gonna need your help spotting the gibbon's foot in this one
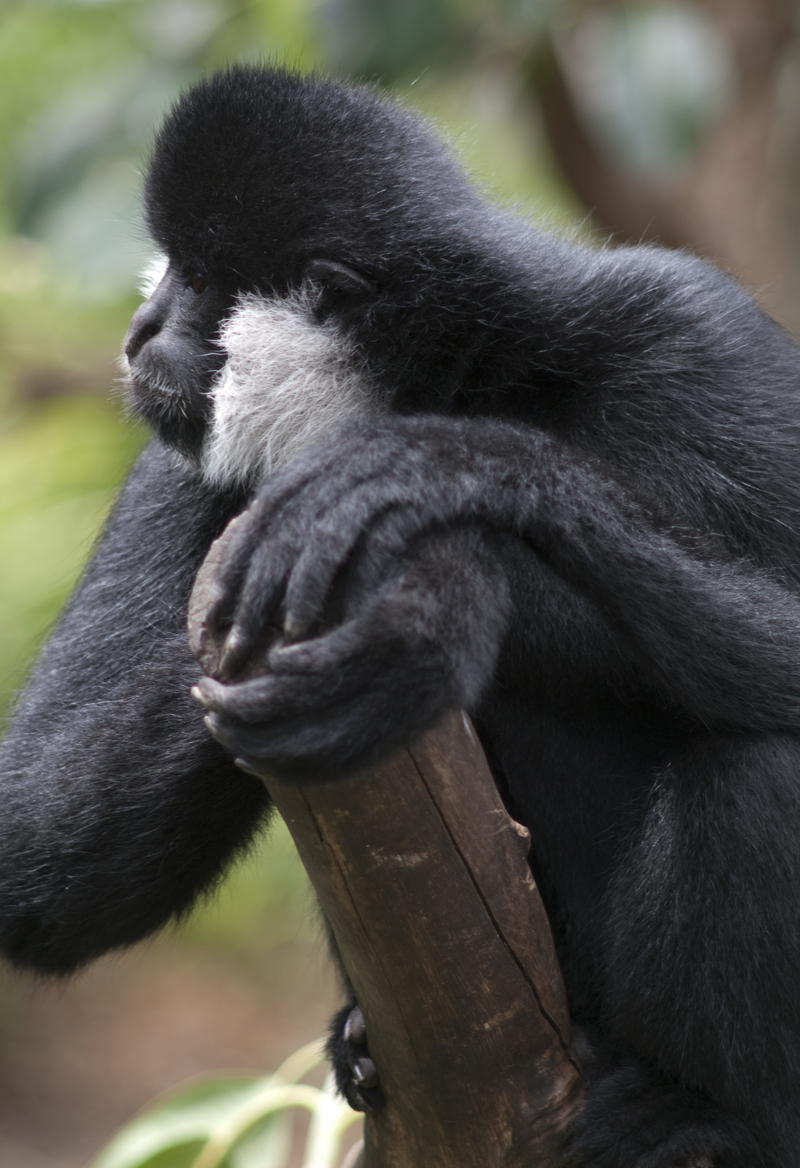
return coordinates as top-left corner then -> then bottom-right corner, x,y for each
329,1003 -> 385,1113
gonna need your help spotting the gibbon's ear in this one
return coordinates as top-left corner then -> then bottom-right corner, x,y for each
305,258 -> 377,299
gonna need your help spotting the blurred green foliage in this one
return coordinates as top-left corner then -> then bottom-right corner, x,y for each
179,814 -> 318,954
90,1040 -> 361,1168
0,395 -> 146,706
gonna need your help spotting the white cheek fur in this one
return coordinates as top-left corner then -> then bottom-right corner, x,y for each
200,287 -> 382,488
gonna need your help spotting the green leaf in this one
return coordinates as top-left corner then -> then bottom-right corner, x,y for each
91,1042 -> 331,1168
90,1077 -> 265,1168
105,1144 -> 207,1168
229,1113 -> 292,1168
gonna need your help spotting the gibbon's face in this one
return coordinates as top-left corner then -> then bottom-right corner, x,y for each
121,66 -> 480,484
122,256 -> 381,487
122,260 -> 235,458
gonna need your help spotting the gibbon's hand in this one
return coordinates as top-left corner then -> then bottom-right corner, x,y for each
192,523 -> 509,779
200,414 -> 556,679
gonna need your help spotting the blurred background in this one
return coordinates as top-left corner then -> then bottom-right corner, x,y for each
0,0 -> 798,1164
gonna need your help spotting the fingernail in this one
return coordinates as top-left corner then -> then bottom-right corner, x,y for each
282,615 -> 305,642
225,625 -> 245,654
220,631 -> 244,679
190,685 -> 207,706
344,1006 -> 367,1046
352,1058 -> 378,1089
348,1086 -> 373,1113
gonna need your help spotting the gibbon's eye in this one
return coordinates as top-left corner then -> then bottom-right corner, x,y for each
191,273 -> 207,295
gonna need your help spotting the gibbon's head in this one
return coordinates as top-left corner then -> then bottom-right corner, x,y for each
122,66 -> 482,484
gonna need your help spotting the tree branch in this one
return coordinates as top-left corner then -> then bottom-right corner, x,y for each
189,518 -> 583,1167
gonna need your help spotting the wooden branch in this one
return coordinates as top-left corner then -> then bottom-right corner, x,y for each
189,518 -> 583,1167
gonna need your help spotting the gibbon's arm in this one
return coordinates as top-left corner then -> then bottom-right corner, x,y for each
0,440 -> 268,975
200,414 -> 800,738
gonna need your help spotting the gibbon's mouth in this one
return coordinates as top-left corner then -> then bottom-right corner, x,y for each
121,352 -> 201,420
125,368 -> 185,408
118,349 -> 177,399
120,342 -> 223,416
121,363 -> 210,459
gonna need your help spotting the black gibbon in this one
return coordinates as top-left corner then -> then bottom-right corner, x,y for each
2,66 -> 800,1166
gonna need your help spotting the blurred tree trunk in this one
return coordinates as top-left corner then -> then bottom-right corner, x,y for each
533,0 -> 800,332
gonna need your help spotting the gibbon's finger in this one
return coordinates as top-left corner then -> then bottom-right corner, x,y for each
195,650 -> 409,749
193,672 -> 342,723
201,710 -> 363,775
217,625 -> 258,682
281,515 -> 375,641
280,516 -> 400,641
266,434 -> 548,644
216,474 -> 412,665
266,618 -> 394,675
205,504 -> 270,636
278,473 -> 444,635
207,607 -> 438,716
219,540 -> 295,677
199,644 -> 457,778
281,489 -> 469,639
242,414 -> 475,577
209,480 -> 323,618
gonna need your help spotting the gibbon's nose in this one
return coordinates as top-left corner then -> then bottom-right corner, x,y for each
124,300 -> 163,361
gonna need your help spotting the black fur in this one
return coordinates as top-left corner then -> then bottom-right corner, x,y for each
2,65 -> 800,1164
